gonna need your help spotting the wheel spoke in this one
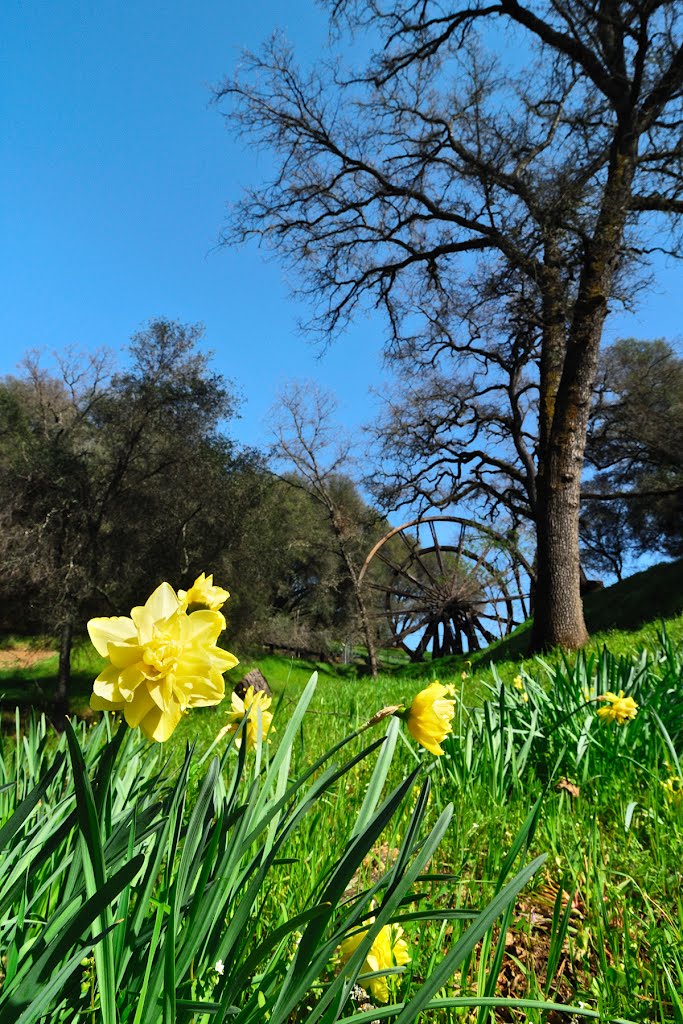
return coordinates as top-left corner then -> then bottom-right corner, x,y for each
468,544 -> 493,578
393,615 -> 435,643
477,609 -> 518,623
376,550 -> 428,591
411,545 -> 440,586
415,622 -> 435,657
473,616 -> 496,646
398,527 -> 419,559
428,520 -> 446,575
363,516 -> 533,661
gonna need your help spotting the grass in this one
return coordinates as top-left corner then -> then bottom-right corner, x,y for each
0,644 -> 97,718
1,560 -> 682,1021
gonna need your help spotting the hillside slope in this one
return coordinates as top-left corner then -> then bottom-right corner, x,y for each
582,557 -> 683,632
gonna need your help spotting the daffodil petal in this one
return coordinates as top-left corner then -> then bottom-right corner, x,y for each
118,665 -> 147,700
107,642 -> 144,669
213,648 -> 239,672
368,976 -> 390,1003
93,674 -> 123,703
130,605 -> 155,643
124,686 -> 157,728
94,663 -> 124,691
185,609 -> 226,643
182,674 -> 225,707
139,702 -> 183,743
365,953 -> 380,974
142,677 -> 168,712
145,582 -> 182,621
88,616 -> 136,657
90,693 -> 124,712
231,690 -> 246,715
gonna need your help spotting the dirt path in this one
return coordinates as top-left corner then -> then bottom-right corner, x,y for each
0,648 -> 56,669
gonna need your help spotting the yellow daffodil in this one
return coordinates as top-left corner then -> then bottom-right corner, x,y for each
338,919 -> 410,1003
403,681 -> 455,756
226,685 -> 274,750
178,572 -> 230,611
88,581 -> 238,742
513,675 -> 524,690
661,776 -> 682,807
596,689 -> 638,726
520,690 -> 529,703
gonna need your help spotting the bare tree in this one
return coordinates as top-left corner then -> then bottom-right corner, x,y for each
218,0 -> 683,649
372,334 -> 683,585
271,382 -> 381,675
369,314 -> 540,529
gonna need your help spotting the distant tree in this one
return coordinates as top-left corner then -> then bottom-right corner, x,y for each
0,348 -> 114,696
583,337 -> 683,563
196,453 -> 291,642
203,465 -> 344,650
88,320 -> 240,601
0,321 -> 241,702
372,335 -> 682,584
579,488 -> 632,580
271,383 -> 386,675
587,339 -> 683,485
219,0 -> 683,650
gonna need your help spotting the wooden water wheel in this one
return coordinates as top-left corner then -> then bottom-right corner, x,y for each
359,516 -> 534,660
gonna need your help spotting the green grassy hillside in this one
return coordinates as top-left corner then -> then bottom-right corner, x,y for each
1,558 -> 682,714
582,555 -> 683,631
2,562 -> 682,1020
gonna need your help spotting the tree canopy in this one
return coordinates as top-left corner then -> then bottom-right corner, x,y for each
0,322 -> 248,694
582,337 -> 683,574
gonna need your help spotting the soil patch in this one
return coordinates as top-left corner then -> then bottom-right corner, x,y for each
0,647 -> 56,669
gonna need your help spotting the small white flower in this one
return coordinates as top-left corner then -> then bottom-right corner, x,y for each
215,959 -> 225,976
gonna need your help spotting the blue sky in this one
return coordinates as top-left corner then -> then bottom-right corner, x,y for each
1,0 -> 385,449
1,0 -> 681,453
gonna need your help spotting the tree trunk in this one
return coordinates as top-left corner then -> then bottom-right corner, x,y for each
531,130 -> 636,650
532,241 -> 590,650
355,585 -> 379,679
531,458 -> 589,650
334,532 -> 379,678
55,618 -> 73,707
